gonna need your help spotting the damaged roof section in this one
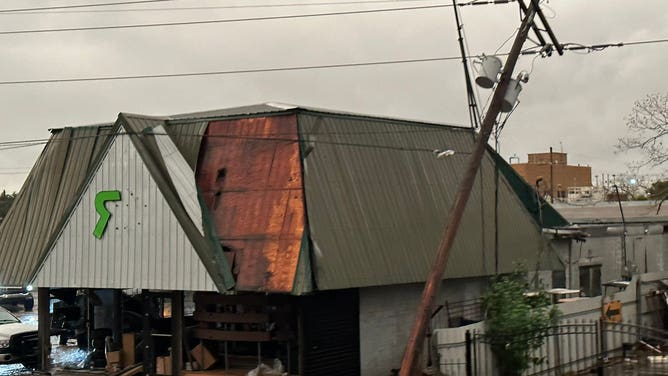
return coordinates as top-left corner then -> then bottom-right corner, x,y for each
120,114 -> 235,291
0,125 -> 115,287
0,103 -> 564,294
197,114 -> 305,294
33,114 -> 235,291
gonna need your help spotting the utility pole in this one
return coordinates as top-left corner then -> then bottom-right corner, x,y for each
614,184 -> 628,279
550,146 -> 554,203
399,3 -> 543,375
452,0 -> 481,130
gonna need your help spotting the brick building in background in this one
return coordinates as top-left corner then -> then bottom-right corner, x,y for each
511,151 -> 592,201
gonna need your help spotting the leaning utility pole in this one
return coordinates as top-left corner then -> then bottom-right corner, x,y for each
399,3 -> 543,375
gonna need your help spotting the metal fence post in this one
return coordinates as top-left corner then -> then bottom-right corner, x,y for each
465,330 -> 473,376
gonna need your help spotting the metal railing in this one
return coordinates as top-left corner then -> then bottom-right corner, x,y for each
432,298 -> 483,329
446,319 -> 668,376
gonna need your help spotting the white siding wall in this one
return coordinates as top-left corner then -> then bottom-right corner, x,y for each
32,133 -> 218,291
359,278 -> 487,376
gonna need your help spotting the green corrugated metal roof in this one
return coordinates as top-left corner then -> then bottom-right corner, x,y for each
488,148 -> 569,228
297,112 -> 557,290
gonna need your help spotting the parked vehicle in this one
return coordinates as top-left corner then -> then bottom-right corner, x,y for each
0,306 -> 39,368
0,286 -> 34,312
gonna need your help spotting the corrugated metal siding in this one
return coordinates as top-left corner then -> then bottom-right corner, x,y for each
197,115 -> 305,293
298,113 -> 547,290
0,126 -> 113,286
33,132 -> 218,291
164,121 -> 208,170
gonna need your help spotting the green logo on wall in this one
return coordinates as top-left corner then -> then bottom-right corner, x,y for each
93,190 -> 122,239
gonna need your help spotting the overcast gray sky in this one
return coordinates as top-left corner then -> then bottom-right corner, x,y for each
0,0 -> 666,192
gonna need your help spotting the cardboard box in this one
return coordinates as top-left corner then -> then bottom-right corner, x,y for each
122,333 -> 135,368
190,343 -> 216,370
106,350 -> 122,364
156,355 -> 172,375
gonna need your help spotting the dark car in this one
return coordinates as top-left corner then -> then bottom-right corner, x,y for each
0,286 -> 34,312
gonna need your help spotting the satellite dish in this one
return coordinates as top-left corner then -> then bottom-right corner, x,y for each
474,55 -> 502,89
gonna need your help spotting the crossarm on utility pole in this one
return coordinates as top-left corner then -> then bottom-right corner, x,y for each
398,4 -> 538,375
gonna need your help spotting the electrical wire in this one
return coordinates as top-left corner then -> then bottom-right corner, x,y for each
0,0 -> 177,13
520,39 -> 668,55
456,3 -> 484,125
0,35 -> 664,86
0,130 -> 476,155
0,56 -> 477,85
0,126 -> 464,147
0,0 -> 514,15
494,28 -> 519,55
527,52 -> 541,75
0,4 -> 451,35
0,0 -> 440,15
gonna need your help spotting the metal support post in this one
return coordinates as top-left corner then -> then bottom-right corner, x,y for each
464,330 -> 472,376
143,292 -> 154,376
112,289 -> 122,346
171,290 -> 184,376
38,288 -> 50,371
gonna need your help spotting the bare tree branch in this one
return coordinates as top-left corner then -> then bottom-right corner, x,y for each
616,93 -> 668,169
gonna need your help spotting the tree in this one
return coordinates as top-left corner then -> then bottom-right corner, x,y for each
482,267 -> 560,376
617,93 -> 668,168
0,191 -> 16,220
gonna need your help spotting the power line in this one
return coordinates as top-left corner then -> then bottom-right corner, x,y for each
0,130 -> 475,155
0,0 -> 439,15
1,34 -> 666,85
0,56 -> 472,85
0,0 -> 176,13
0,0 -> 514,15
0,4 -> 451,35
521,38 -> 668,55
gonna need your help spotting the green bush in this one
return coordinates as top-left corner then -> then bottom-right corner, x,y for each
482,267 -> 560,376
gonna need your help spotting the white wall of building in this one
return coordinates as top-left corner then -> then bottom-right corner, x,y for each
358,277 -> 487,376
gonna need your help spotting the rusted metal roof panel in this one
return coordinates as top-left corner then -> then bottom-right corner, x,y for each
196,114 -> 305,293
297,113 -> 548,290
0,125 -> 114,286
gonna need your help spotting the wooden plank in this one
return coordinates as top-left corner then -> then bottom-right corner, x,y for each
193,328 -> 271,342
194,292 -> 267,306
194,311 -> 268,324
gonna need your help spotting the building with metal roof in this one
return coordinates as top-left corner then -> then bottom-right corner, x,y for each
0,103 -> 569,375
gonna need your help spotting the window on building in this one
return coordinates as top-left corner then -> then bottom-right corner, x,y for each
579,265 -> 602,297
552,270 -> 566,289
